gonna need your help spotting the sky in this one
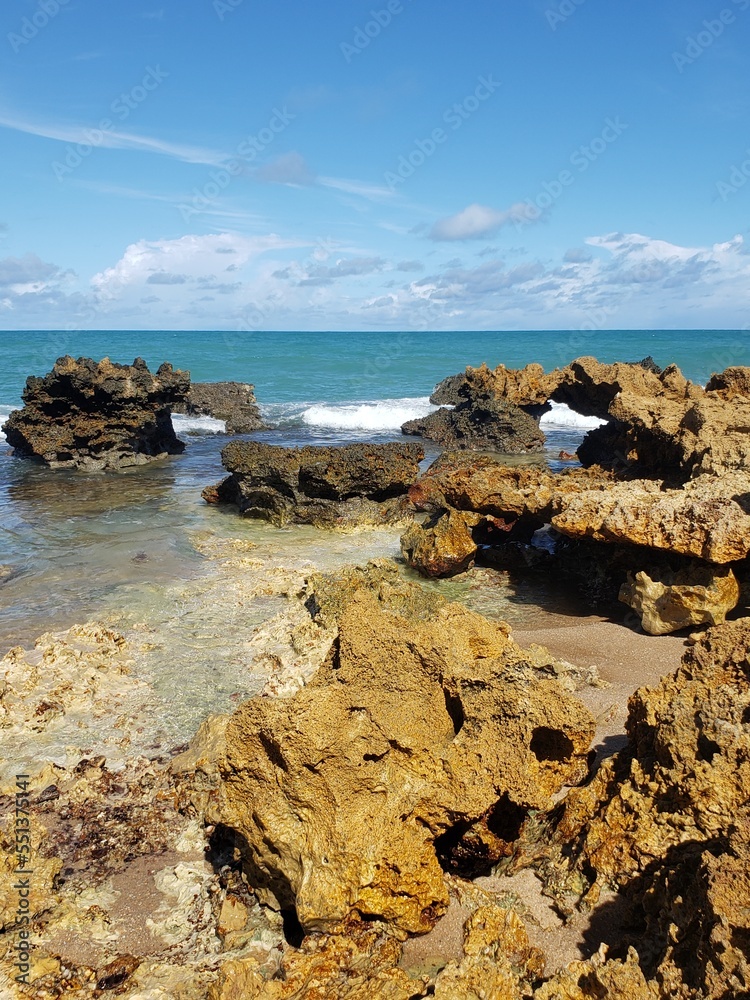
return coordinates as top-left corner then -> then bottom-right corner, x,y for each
1,0 -> 749,331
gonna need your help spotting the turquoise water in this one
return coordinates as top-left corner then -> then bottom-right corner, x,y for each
0,327 -> 747,657
1,328 -> 748,406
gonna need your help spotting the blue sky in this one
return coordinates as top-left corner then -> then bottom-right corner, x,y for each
1,0 -> 749,330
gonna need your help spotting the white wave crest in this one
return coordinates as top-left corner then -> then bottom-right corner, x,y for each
0,405 -> 17,445
540,402 -> 607,430
300,397 -> 437,432
171,414 -> 227,435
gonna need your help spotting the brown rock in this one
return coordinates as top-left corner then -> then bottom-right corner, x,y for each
400,509 -> 483,578
205,440 -> 424,527
201,595 -> 594,935
409,454 -> 614,525
619,564 -> 739,635
2,356 -> 189,470
552,478 -> 750,563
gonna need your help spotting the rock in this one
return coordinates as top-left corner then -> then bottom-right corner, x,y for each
2,356 -> 189,470
204,441 -> 424,527
429,372 -> 466,405
304,558 -> 444,626
409,454 -> 615,526
173,381 -> 264,434
619,564 -> 739,635
400,509 -> 483,578
546,619 -> 750,995
551,356 -> 669,420
402,400 -> 546,454
404,365 -> 549,453
198,594 -> 594,935
551,477 -> 750,563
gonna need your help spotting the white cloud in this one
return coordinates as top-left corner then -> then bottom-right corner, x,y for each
429,202 -> 533,241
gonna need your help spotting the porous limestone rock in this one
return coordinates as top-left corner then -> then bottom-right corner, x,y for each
2,356 -> 189,470
203,441 -> 424,527
619,564 -> 739,635
551,477 -> 750,563
408,454 -> 615,525
403,364 -> 549,453
173,381 -> 264,434
543,622 -> 750,997
551,617 -> 750,919
200,595 -> 595,935
400,509 -> 483,578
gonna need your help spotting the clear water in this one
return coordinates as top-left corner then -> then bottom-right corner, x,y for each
0,328 -> 745,764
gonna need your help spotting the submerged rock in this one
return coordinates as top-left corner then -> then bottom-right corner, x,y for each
188,594 -> 594,935
204,440 -> 424,527
2,355 -> 189,470
173,381 -> 265,434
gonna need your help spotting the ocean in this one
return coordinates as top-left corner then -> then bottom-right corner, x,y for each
0,328 -> 747,758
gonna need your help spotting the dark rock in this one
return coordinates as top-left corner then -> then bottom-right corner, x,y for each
429,372 -> 466,405
204,440 -> 424,527
173,381 -> 264,434
2,356 -> 189,471
403,400 -> 545,453
406,364 -> 549,453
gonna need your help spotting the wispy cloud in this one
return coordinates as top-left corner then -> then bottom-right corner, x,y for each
0,113 -> 228,167
318,176 -> 396,202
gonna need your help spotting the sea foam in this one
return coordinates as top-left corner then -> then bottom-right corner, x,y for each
0,405 -> 15,444
171,414 -> 227,435
540,402 -> 607,430
300,397 -> 437,432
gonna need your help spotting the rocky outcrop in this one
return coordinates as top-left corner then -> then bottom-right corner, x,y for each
551,476 -> 750,563
619,564 -> 739,635
173,381 -> 265,434
400,509 -> 483,577
203,441 -> 424,527
540,618 -> 750,997
403,364 -> 548,453
2,356 -> 189,470
191,594 -> 594,935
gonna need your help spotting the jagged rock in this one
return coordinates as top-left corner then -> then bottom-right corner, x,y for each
203,441 -> 424,527
196,595 -> 594,935
409,454 -> 615,524
2,356 -> 189,470
404,365 -> 548,453
173,381 -> 264,434
429,372 -> 466,405
534,950 -> 656,999
552,477 -> 750,563
544,619 -> 750,996
619,564 -> 739,635
400,509 -> 483,578
551,356 -> 669,420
